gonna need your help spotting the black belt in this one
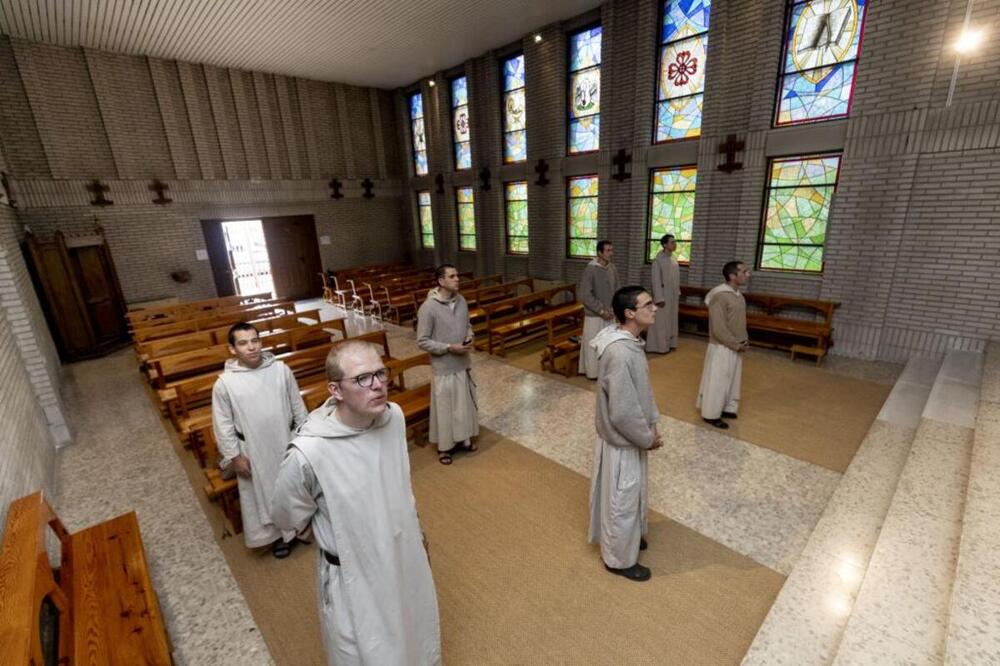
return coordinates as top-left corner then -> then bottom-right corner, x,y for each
322,550 -> 340,566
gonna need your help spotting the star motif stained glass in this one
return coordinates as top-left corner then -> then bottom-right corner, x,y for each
656,0 -> 712,142
758,154 -> 841,272
503,55 -> 527,163
568,27 -> 602,154
505,181 -> 529,254
568,176 -> 599,257
776,0 -> 868,125
648,167 -> 696,262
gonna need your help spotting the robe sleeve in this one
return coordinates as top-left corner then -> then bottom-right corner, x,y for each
285,365 -> 309,429
579,267 -> 604,315
211,379 -> 241,466
651,258 -> 665,303
672,260 -> 681,296
709,298 -> 744,351
603,361 -> 656,449
416,304 -> 450,355
271,447 -> 319,535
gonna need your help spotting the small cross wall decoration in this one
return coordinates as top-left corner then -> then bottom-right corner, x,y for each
534,159 -> 550,187
329,178 -> 344,199
717,134 -> 745,174
86,179 -> 113,206
479,167 -> 491,191
612,149 -> 632,182
361,178 -> 375,199
149,179 -> 172,205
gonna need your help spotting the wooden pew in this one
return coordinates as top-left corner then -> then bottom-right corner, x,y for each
137,308 -> 323,366
486,285 -> 579,356
126,291 -> 271,327
0,491 -> 172,665
678,285 -> 840,361
541,307 -> 585,377
132,302 -> 296,343
129,296 -> 288,330
382,271 -> 484,324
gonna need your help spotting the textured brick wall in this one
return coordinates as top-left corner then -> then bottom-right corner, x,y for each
394,0 -> 1000,361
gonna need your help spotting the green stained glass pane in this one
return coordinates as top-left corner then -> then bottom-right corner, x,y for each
652,167 -> 697,192
569,198 -> 598,235
569,238 -> 597,257
460,235 -> 476,251
506,201 -> 528,236
770,155 -> 841,187
569,176 -> 599,197
422,233 -> 435,249
456,187 -> 474,204
764,186 -> 831,244
508,236 -> 529,254
505,181 -> 528,201
458,207 -> 475,235
760,244 -> 823,271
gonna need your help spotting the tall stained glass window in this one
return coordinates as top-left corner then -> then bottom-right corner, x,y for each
417,191 -> 434,249
503,55 -> 527,163
409,93 -> 428,176
648,167 -> 696,262
456,186 -> 476,251
758,154 -> 841,272
505,181 -> 529,254
567,175 -> 599,257
656,0 -> 712,142
568,26 -> 602,154
451,76 -> 472,170
775,0 -> 868,125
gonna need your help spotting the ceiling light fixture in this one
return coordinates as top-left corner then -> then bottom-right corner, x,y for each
534,34 -> 543,43
954,27 -> 985,53
428,80 -> 436,87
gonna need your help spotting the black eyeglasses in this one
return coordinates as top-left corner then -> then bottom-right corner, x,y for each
336,367 -> 391,388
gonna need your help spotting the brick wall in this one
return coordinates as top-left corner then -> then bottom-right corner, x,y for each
394,0 -> 1000,361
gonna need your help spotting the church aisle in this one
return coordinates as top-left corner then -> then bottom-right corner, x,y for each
55,350 -> 274,666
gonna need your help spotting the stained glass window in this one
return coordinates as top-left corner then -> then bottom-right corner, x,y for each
417,190 -> 434,249
409,93 -> 428,176
775,0 -> 868,125
567,175 -> 599,258
503,54 -> 527,163
505,181 -> 529,254
568,26 -> 602,154
648,166 -> 696,263
758,154 -> 841,272
451,76 -> 472,170
455,186 -> 476,251
656,0 -> 712,142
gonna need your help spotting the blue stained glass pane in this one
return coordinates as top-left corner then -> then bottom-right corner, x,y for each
504,55 -> 525,91
655,95 -> 703,141
784,0 -> 867,74
569,116 -> 600,153
418,191 -> 431,206
409,93 -> 423,119
451,76 -> 468,107
570,27 -> 602,71
411,118 -> 426,151
776,61 -> 855,124
504,130 -> 527,163
414,151 -> 428,176
455,142 -> 471,170
663,0 -> 712,43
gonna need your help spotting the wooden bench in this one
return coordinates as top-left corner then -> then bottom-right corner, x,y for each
131,302 -> 296,343
127,292 -> 272,327
129,297 -> 289,331
0,491 -> 172,665
487,286 -> 580,356
384,273 -> 498,324
678,285 -> 840,360
540,307 -> 586,377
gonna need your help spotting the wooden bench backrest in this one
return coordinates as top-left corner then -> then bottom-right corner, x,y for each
679,285 -> 837,324
126,292 -> 271,326
130,297 -> 288,329
473,277 -> 534,306
0,492 -> 72,665
133,302 -> 294,342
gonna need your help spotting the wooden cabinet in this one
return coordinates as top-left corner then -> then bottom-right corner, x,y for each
23,227 -> 129,361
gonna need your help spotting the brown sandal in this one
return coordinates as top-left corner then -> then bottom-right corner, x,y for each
438,452 -> 453,465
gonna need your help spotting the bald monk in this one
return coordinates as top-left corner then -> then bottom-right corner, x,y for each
212,322 -> 308,557
271,341 -> 441,665
697,261 -> 751,429
589,286 -> 663,582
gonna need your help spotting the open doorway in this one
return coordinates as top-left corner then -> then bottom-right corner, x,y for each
221,219 -> 275,297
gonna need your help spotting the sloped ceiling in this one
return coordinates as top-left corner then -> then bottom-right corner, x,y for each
0,0 -> 603,88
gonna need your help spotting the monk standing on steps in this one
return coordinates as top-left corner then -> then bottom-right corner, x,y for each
578,240 -> 620,379
212,322 -> 308,558
416,264 -> 480,465
271,341 -> 442,666
588,286 -> 663,582
697,261 -> 751,429
646,233 -> 680,354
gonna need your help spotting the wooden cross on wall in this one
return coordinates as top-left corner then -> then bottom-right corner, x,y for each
329,178 -> 344,199
86,179 -> 113,206
479,167 -> 491,191
534,159 -> 550,187
612,149 -> 632,182
149,179 -> 172,204
717,134 -> 745,174
361,178 -> 375,199
434,173 -> 445,194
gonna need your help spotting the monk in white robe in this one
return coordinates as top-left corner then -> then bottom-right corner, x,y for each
578,240 -> 620,379
212,323 -> 307,555
588,286 -> 662,582
647,234 -> 680,353
697,261 -> 751,430
416,264 -> 479,465
271,341 -> 441,666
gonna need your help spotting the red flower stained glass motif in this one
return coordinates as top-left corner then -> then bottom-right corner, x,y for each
667,51 -> 698,87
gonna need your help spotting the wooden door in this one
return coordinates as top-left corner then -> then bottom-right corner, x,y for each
200,220 -> 237,297
262,216 -> 322,299
67,242 -> 128,347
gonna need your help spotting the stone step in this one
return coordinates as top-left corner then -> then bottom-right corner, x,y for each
742,355 -> 941,665
832,350 -> 982,665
